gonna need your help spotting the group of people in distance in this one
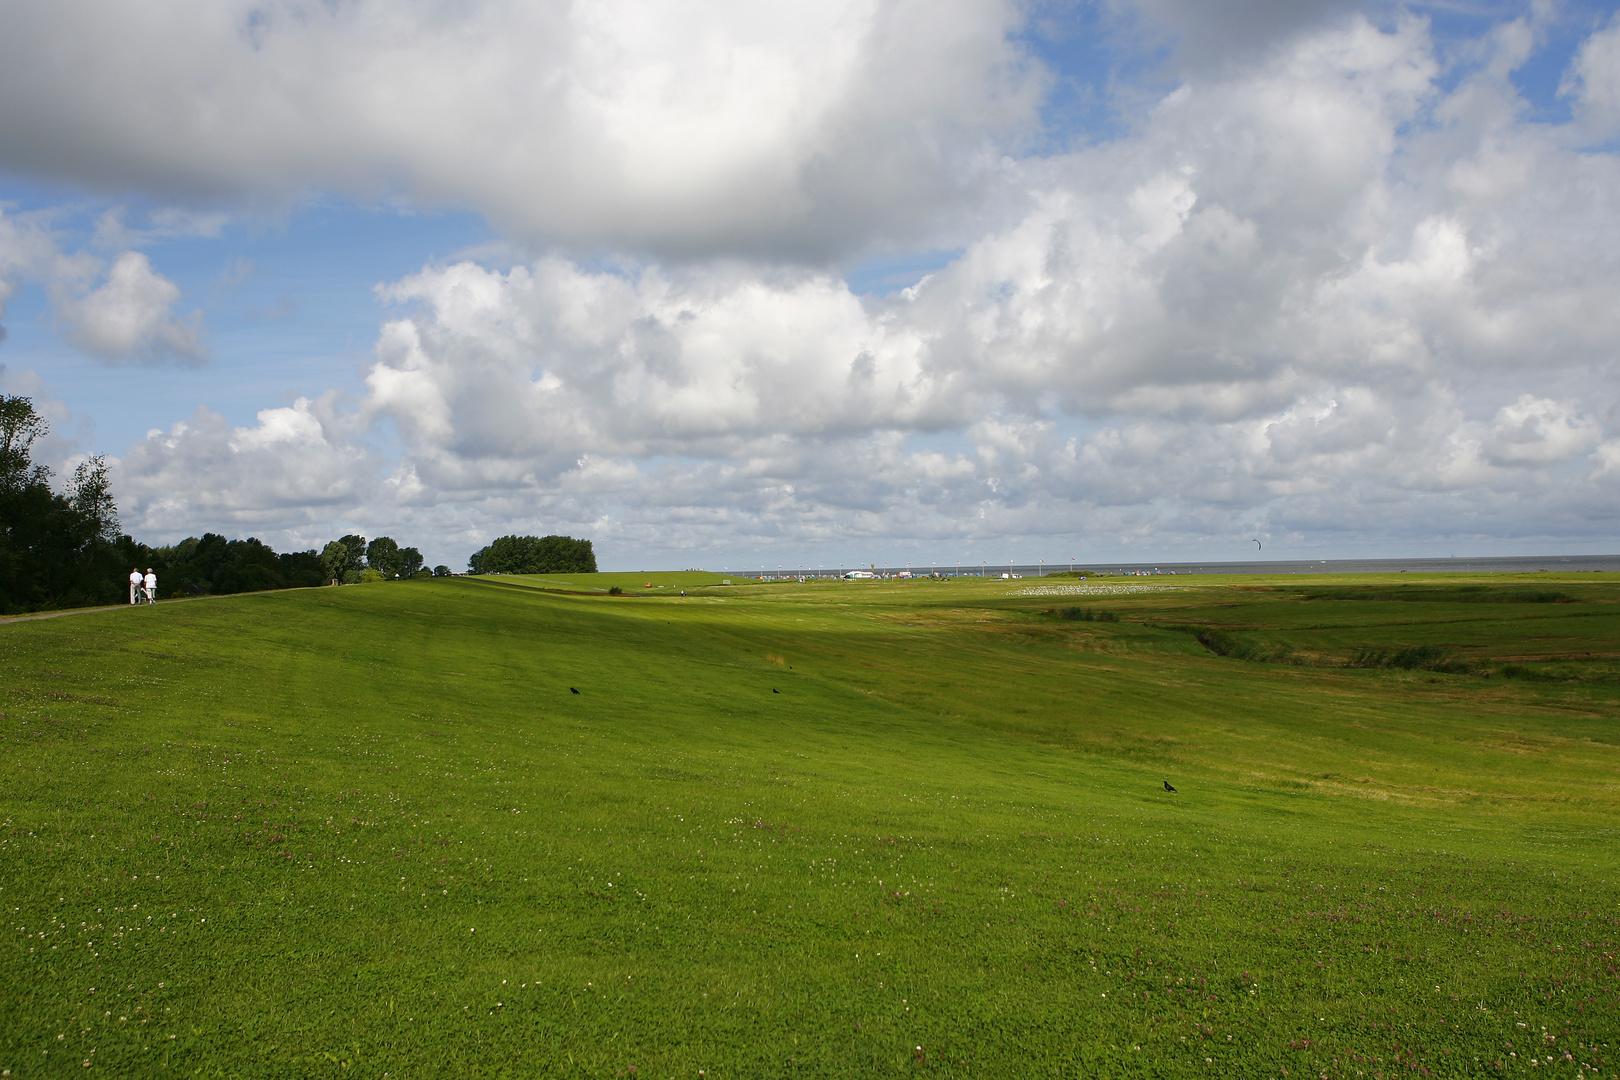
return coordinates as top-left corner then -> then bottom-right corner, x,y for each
129,567 -> 158,605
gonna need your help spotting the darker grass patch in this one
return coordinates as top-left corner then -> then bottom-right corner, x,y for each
1493,660 -> 1620,683
1303,585 -> 1575,604
1188,630 -> 1475,673
1053,606 -> 1120,622
1496,662 -> 1559,682
1348,644 -> 1474,673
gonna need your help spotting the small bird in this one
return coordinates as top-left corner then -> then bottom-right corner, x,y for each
570,687 -> 580,694
1163,780 -> 1177,793
773,688 -> 780,694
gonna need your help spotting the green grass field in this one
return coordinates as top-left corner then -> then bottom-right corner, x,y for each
1,573 -> 1617,1077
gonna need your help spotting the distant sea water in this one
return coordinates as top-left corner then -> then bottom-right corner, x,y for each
797,555 -> 1620,579
1061,554 -> 1620,577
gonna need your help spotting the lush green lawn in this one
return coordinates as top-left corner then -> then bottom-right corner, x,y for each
1,573 -> 1616,1077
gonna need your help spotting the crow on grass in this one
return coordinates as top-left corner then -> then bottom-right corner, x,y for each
1163,780 -> 1177,793
773,689 -> 780,694
570,687 -> 580,694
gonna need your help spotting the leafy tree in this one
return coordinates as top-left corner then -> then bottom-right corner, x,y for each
468,534 -> 596,574
432,564 -> 451,577
1,396 -> 135,613
336,534 -> 367,575
1,396 -> 50,490
317,535 -> 369,583
366,536 -> 402,578
398,546 -> 424,578
320,541 -> 350,582
68,456 -> 119,544
277,549 -> 326,589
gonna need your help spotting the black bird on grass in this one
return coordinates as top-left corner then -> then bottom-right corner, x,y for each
1163,780 -> 1177,793
773,688 -> 780,694
570,687 -> 580,694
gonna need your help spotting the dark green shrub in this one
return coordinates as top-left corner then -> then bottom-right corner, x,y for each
1055,607 -> 1118,622
1495,663 -> 1555,681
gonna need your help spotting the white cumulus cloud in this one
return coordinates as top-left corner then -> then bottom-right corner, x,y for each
1563,10 -> 1620,136
54,251 -> 205,363
1,208 -> 207,364
117,397 -> 370,545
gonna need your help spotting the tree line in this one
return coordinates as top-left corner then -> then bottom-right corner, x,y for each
2,395 -> 598,614
0,396 -> 449,614
467,534 -> 596,574
317,534 -> 447,585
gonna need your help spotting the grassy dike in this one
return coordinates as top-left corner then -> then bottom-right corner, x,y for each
1,573 -> 1616,1077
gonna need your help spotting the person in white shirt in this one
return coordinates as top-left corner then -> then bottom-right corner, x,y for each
143,569 -> 158,604
129,568 -> 143,605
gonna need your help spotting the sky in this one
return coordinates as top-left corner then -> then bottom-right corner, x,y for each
2,0 -> 1620,572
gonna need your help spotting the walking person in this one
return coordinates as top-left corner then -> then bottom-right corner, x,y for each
129,568 -> 143,605
143,568 -> 158,605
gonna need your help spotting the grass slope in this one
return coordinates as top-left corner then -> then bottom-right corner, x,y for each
1,574 -> 1617,1077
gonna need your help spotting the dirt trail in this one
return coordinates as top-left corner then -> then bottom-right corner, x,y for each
0,603 -> 140,624
0,591 -> 276,626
